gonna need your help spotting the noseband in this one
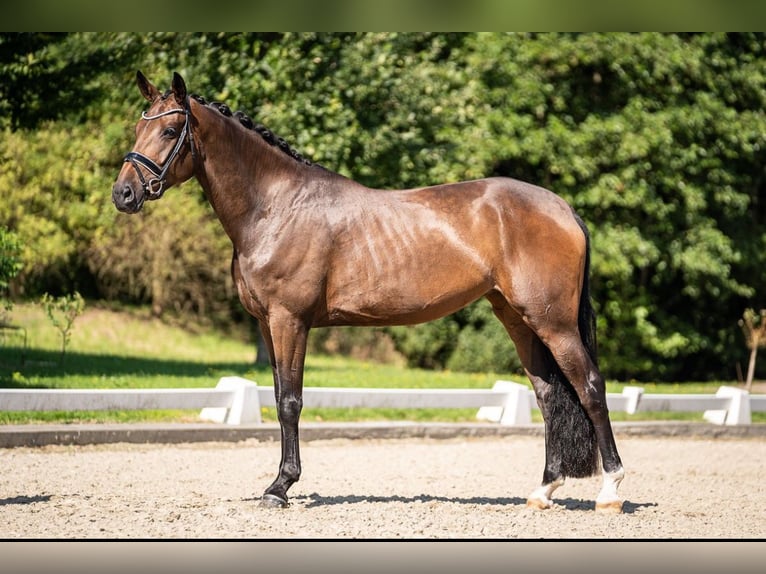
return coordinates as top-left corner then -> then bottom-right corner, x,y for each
123,104 -> 194,200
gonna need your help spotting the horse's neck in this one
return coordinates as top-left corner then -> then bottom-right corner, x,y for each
192,107 -> 309,246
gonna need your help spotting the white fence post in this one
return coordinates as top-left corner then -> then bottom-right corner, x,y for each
476,380 -> 533,425
500,381 -> 533,425
199,377 -> 261,424
703,386 -> 751,425
622,386 -> 644,414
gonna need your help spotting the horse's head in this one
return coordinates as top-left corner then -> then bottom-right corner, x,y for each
112,71 -> 196,214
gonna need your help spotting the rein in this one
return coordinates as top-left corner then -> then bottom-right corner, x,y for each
123,102 -> 195,200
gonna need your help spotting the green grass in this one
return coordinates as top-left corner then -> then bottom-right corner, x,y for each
0,301 -> 761,424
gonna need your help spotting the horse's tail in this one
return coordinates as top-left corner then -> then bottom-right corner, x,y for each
575,213 -> 599,367
541,213 -> 600,478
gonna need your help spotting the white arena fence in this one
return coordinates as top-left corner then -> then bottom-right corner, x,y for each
1,377 -> 764,426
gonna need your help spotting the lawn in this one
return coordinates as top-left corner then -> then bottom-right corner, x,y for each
0,301 -> 759,424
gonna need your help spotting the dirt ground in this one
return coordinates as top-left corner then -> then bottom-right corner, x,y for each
1,433 -> 764,539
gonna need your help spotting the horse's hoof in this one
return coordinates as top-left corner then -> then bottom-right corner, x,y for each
595,500 -> 624,514
259,493 -> 288,508
526,497 -> 552,510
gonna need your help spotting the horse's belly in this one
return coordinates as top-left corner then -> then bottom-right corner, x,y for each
321,263 -> 492,327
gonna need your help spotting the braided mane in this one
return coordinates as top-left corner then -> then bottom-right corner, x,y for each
189,94 -> 316,167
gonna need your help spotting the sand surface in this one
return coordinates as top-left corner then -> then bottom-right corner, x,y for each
1,433 -> 764,539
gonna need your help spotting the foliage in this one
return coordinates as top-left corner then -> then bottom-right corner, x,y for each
0,226 -> 23,320
0,123 -> 115,295
1,32 -> 765,381
469,32 -> 766,380
0,33 -> 139,130
445,300 -> 524,375
85,190 -> 234,322
40,291 -> 85,362
740,308 -> 766,350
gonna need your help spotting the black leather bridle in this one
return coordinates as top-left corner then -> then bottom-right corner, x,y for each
123,103 -> 194,200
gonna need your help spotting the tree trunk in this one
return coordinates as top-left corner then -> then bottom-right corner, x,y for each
745,345 -> 757,392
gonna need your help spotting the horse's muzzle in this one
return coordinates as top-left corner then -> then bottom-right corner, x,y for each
112,181 -> 144,214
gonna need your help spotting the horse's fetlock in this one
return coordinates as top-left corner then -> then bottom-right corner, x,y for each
283,462 -> 301,482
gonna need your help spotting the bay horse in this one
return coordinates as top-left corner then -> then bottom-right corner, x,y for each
112,71 -> 625,513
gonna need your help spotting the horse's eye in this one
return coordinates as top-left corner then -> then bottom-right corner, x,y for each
162,127 -> 177,138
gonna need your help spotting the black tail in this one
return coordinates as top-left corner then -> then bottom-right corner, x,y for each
541,213 -> 600,478
575,214 -> 599,367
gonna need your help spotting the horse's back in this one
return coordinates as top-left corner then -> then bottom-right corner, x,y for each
383,176 -> 579,231
390,176 -> 587,267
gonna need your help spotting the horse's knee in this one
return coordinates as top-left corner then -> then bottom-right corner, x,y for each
277,394 -> 303,424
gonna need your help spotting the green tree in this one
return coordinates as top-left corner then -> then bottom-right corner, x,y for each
1,32 -> 764,381
0,226 -> 23,322
468,32 -> 765,380
86,191 -> 233,321
0,33 -> 140,130
40,291 -> 84,363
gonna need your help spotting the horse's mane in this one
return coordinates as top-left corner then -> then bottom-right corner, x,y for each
187,93 -> 317,167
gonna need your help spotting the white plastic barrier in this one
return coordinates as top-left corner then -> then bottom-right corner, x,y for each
1,376 -> 262,425
477,382 -> 759,426
1,378 -> 762,426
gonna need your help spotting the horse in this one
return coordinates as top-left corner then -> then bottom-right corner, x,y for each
112,71 -> 625,513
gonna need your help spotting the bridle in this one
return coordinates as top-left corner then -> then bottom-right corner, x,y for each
123,101 -> 195,200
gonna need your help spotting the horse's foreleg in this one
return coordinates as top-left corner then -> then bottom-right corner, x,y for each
259,313 -> 308,508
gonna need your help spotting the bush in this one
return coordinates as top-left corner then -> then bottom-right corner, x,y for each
0,226 -> 23,321
446,308 -> 524,374
85,187 -> 234,324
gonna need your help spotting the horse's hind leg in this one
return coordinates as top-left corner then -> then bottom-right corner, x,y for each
538,328 -> 625,513
487,294 -> 572,509
542,331 -> 625,513
489,292 -> 624,512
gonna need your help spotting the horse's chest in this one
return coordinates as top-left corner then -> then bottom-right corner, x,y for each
231,253 -> 270,321
232,247 -> 325,320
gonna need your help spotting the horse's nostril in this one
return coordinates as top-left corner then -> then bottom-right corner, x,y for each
122,185 -> 134,202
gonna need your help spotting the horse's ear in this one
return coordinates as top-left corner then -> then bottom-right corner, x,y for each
172,72 -> 187,105
136,70 -> 160,102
